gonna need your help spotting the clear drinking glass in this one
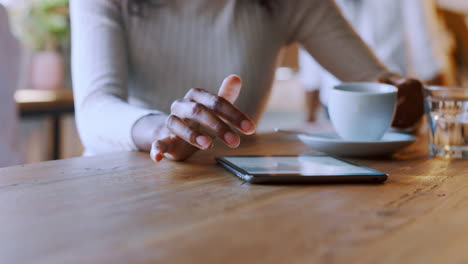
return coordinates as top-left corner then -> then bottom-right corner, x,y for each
425,86 -> 468,159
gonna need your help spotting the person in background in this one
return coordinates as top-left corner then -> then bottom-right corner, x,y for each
0,4 -> 21,167
300,0 -> 456,123
71,0 -> 424,162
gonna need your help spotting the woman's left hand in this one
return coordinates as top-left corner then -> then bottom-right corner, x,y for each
379,75 -> 425,129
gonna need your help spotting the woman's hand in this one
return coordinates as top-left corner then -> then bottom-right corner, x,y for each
151,75 -> 256,162
379,74 -> 425,129
305,90 -> 321,123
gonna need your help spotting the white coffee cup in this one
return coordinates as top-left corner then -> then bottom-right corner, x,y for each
328,82 -> 397,141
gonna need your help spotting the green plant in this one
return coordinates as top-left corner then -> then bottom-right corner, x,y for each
8,0 -> 69,51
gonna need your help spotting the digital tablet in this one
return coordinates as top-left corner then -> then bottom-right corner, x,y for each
216,155 -> 387,184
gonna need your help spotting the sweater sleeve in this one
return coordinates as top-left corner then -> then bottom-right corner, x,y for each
70,0 -> 163,155
285,0 -> 390,82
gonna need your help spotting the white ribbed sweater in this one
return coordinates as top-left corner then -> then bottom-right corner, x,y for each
71,0 -> 389,155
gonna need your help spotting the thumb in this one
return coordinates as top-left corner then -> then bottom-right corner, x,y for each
218,74 -> 242,104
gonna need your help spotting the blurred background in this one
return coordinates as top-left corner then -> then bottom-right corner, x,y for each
0,0 -> 468,166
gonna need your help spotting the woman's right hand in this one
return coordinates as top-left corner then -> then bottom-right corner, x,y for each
150,75 -> 256,162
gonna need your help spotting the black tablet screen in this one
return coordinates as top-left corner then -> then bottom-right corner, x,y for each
222,156 -> 380,176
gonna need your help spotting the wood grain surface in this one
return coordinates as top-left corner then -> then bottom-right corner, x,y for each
0,131 -> 467,264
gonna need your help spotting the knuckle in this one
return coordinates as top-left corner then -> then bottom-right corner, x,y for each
212,96 -> 226,110
165,115 -> 177,128
187,129 -> 198,143
170,99 -> 184,112
413,81 -> 423,90
188,87 -> 203,96
213,121 -> 229,134
404,79 -> 421,89
190,103 -> 205,117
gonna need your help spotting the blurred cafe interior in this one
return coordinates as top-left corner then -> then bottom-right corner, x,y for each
0,0 -> 468,166
2,0 -> 468,263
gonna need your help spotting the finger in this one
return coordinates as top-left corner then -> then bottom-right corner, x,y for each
171,99 -> 240,148
392,79 -> 424,128
151,151 -> 165,162
151,136 -> 198,162
150,136 -> 173,162
184,88 -> 256,135
166,115 -> 214,150
218,74 -> 242,104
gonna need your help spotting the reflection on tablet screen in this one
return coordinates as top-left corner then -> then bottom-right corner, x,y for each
224,156 -> 374,175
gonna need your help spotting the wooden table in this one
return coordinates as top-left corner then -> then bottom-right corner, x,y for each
15,89 -> 75,160
1,132 -> 467,264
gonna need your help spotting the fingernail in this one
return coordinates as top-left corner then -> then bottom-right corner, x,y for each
241,120 -> 255,134
226,74 -> 241,83
150,149 -> 164,163
196,135 -> 212,149
155,152 -> 164,162
224,132 -> 240,148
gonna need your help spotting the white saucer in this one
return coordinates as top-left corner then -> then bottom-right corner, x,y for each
298,132 -> 417,157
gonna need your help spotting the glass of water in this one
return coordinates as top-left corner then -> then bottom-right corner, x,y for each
425,86 -> 468,159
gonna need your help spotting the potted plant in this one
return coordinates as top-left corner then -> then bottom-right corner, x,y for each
8,0 -> 70,90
